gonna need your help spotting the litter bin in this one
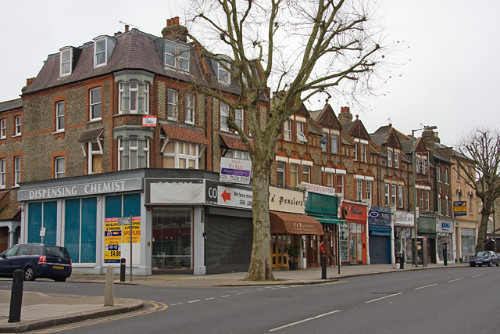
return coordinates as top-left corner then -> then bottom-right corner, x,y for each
396,253 -> 405,269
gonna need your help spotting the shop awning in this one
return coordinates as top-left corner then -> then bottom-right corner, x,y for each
307,213 -> 344,225
270,211 -> 324,235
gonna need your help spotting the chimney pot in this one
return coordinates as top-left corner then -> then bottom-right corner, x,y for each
125,24 -> 129,32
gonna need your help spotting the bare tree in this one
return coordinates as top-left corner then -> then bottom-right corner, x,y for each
187,0 -> 384,280
456,129 -> 500,252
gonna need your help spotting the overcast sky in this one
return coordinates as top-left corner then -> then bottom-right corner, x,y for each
0,1 -> 498,147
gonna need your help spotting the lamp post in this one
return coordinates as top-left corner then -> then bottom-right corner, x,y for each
412,125 -> 437,267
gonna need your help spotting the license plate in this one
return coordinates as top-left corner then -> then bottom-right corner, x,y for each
53,265 -> 64,270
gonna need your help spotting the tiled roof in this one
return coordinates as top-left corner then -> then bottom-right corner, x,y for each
0,203 -> 20,221
78,127 -> 104,142
161,122 -> 208,145
220,133 -> 252,150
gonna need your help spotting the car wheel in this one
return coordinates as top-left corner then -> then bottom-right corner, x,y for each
24,267 -> 36,281
488,262 -> 492,267
54,277 -> 66,282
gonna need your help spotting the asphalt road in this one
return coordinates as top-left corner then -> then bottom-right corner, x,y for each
1,267 -> 499,334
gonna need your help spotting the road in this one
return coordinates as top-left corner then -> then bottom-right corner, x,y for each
1,267 -> 499,334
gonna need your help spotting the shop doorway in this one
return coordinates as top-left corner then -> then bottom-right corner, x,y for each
271,234 -> 289,269
306,234 -> 320,267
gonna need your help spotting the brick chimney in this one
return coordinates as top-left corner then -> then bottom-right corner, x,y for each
422,128 -> 440,148
338,106 -> 353,124
162,16 -> 188,42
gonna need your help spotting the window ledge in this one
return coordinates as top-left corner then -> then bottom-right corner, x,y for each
88,118 -> 102,124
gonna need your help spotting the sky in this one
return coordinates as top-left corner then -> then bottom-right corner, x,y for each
0,0 -> 498,147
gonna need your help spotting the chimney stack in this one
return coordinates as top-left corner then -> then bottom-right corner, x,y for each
338,106 -> 353,124
162,16 -> 188,42
125,24 -> 129,32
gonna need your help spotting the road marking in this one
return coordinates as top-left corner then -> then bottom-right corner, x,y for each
205,297 -> 216,301
170,303 -> 183,306
221,295 -> 231,298
448,278 -> 463,283
34,300 -> 168,333
268,310 -> 341,332
472,274 -> 483,278
188,299 -> 200,303
364,292 -> 402,304
415,283 -> 438,290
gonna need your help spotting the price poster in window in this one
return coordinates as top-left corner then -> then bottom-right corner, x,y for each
104,218 -> 122,263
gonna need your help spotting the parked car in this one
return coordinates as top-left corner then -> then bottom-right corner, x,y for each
0,243 -> 72,281
469,251 -> 499,267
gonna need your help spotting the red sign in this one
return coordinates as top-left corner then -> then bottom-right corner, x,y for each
142,115 -> 157,127
340,202 -> 367,223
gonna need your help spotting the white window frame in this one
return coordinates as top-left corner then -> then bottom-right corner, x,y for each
55,101 -> 65,132
14,156 -> 21,186
218,60 -> 230,85
290,163 -> 299,188
336,174 -> 344,197
398,185 -> 404,208
356,179 -> 363,201
55,156 -> 65,178
419,189 -> 424,209
445,195 -> 449,216
119,138 -> 150,171
353,144 -> 358,161
325,172 -> 333,188
167,89 -> 179,121
162,141 -> 199,169
384,183 -> 390,205
437,194 -> 442,215
394,152 -> 399,169
331,134 -> 338,154
296,122 -> 307,143
14,116 -> 21,136
0,119 -> 6,139
361,143 -> 367,162
90,87 -> 102,121
387,151 -> 392,167
0,158 -> 5,188
185,93 -> 195,124
284,120 -> 292,141
437,166 -> 441,182
94,38 -> 107,68
164,41 -> 190,72
391,184 -> 397,205
366,180 -> 372,203
277,161 -> 285,187
235,109 -> 244,131
88,140 -> 103,175
220,102 -> 229,131
129,81 -> 138,113
444,168 -> 449,184
60,47 -> 72,77
302,165 -> 311,184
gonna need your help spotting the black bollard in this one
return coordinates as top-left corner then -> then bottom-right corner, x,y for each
9,269 -> 24,323
321,255 -> 327,279
443,243 -> 448,266
120,258 -> 126,282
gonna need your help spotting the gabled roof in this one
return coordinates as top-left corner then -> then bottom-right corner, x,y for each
309,104 -> 342,130
343,118 -> 370,141
370,125 -> 403,150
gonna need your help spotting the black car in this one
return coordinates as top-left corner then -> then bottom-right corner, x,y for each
469,251 -> 499,267
0,243 -> 72,281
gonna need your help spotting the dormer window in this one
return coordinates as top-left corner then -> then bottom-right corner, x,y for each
296,121 -> 307,143
218,60 -> 230,85
387,151 -> 392,167
164,41 -> 190,72
94,38 -> 107,67
59,47 -> 72,77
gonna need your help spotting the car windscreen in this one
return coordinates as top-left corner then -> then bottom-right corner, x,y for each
46,246 -> 71,259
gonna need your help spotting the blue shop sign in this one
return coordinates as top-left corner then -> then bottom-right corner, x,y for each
368,206 -> 392,226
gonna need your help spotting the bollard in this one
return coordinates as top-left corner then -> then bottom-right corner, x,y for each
443,243 -> 448,266
9,269 -> 24,323
104,265 -> 114,306
321,255 -> 327,279
120,258 -> 126,282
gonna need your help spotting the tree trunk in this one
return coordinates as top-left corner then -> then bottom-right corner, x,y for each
245,160 -> 275,281
476,205 -> 492,252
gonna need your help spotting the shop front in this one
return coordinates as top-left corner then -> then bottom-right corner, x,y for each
340,201 -> 368,264
269,186 -> 324,270
368,206 -> 392,264
437,217 -> 454,264
393,211 -> 414,263
303,186 -> 343,267
416,214 -> 437,264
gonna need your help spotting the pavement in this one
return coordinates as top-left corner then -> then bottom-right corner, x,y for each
0,262 -> 468,332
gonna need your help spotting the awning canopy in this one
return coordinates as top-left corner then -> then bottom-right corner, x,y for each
270,211 -> 324,235
307,213 -> 344,225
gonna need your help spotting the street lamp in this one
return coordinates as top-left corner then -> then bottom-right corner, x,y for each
412,125 -> 437,267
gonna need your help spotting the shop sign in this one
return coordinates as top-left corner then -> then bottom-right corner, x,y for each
18,178 -> 142,201
219,157 -> 252,184
301,182 -> 335,196
205,180 -> 252,209
437,218 -> 453,233
340,202 -> 367,223
394,211 -> 414,227
453,201 -> 466,216
150,181 -> 205,204
269,186 -> 304,214
368,206 -> 392,226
